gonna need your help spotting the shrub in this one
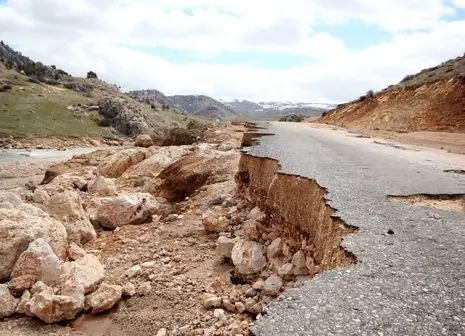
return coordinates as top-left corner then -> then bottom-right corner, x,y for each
87,71 -> 98,79
401,74 -> 415,83
366,89 -> 375,98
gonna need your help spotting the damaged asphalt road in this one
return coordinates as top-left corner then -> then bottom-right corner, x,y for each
247,122 -> 465,336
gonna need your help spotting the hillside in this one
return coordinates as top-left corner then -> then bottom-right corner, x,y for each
223,99 -> 334,120
168,95 -> 238,120
129,90 -> 238,120
0,42 -> 192,140
320,54 -> 465,132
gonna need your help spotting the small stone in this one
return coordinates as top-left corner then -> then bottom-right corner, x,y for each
206,279 -> 222,294
8,274 -> 36,297
85,283 -> 122,314
137,282 -> 152,296
0,284 -> 18,318
31,281 -> 54,295
278,263 -> 294,279
135,134 -> 153,148
263,275 -> 283,297
235,302 -> 246,313
156,328 -> 167,336
72,178 -> 88,191
88,176 -> 117,196
267,238 -> 283,259
214,308 -> 226,321
249,207 -> 266,222
244,298 -> 257,313
248,302 -> 263,315
32,188 -> 50,204
222,299 -> 235,312
306,256 -> 318,276
122,283 -> 136,297
202,213 -> 229,233
245,288 -> 257,298
292,250 -> 309,276
252,279 -> 265,291
244,219 -> 260,241
282,243 -> 291,257
16,290 -> 31,315
67,243 -> 87,261
125,265 -> 142,278
202,293 -> 222,309
216,236 -> 235,259
141,261 -> 156,268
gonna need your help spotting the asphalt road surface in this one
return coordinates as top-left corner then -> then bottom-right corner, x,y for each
246,122 -> 465,336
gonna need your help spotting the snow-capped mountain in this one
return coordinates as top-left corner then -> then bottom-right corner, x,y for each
221,99 -> 336,120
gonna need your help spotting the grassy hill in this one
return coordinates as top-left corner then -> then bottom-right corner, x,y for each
0,43 -> 198,140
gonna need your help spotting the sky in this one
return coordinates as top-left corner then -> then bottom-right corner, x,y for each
1,0 -> 465,103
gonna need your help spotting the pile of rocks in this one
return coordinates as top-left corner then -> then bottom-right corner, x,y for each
0,192 -> 136,322
0,147 -> 165,323
203,202 -> 317,318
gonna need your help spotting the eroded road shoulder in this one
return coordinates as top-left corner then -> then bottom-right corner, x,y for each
245,122 -> 465,336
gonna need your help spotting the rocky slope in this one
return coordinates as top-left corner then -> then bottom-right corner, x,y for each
321,54 -> 465,132
0,42 -> 193,141
130,90 -> 239,120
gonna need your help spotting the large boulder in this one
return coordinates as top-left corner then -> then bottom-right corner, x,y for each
96,193 -> 159,230
98,99 -> 152,138
0,284 -> 18,318
0,204 -> 68,282
123,146 -> 190,178
27,291 -> 83,323
88,176 -> 117,196
0,191 -> 22,207
231,239 -> 267,275
84,282 -> 122,314
98,149 -> 146,178
44,190 -> 96,244
10,239 -> 64,287
134,134 -> 153,148
61,254 -> 105,294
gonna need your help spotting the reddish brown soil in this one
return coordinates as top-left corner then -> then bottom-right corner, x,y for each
320,77 -> 465,133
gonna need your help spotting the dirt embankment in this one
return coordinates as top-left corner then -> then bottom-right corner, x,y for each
236,154 -> 357,276
321,77 -> 465,133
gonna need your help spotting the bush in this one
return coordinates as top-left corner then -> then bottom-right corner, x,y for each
87,71 -> 98,79
0,84 -> 12,92
401,74 -> 415,83
366,89 -> 375,98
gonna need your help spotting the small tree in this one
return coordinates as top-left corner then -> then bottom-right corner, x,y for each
86,71 -> 98,79
366,89 -> 375,98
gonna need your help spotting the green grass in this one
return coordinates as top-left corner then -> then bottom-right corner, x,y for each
0,65 -> 116,137
0,85 -> 115,137
0,65 -> 211,138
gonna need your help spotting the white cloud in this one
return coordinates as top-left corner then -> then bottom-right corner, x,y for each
0,0 -> 464,102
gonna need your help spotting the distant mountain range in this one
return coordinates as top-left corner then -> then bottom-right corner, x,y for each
221,99 -> 336,120
129,90 -> 238,120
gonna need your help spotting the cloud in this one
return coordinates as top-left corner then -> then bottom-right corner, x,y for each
0,0 -> 464,102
